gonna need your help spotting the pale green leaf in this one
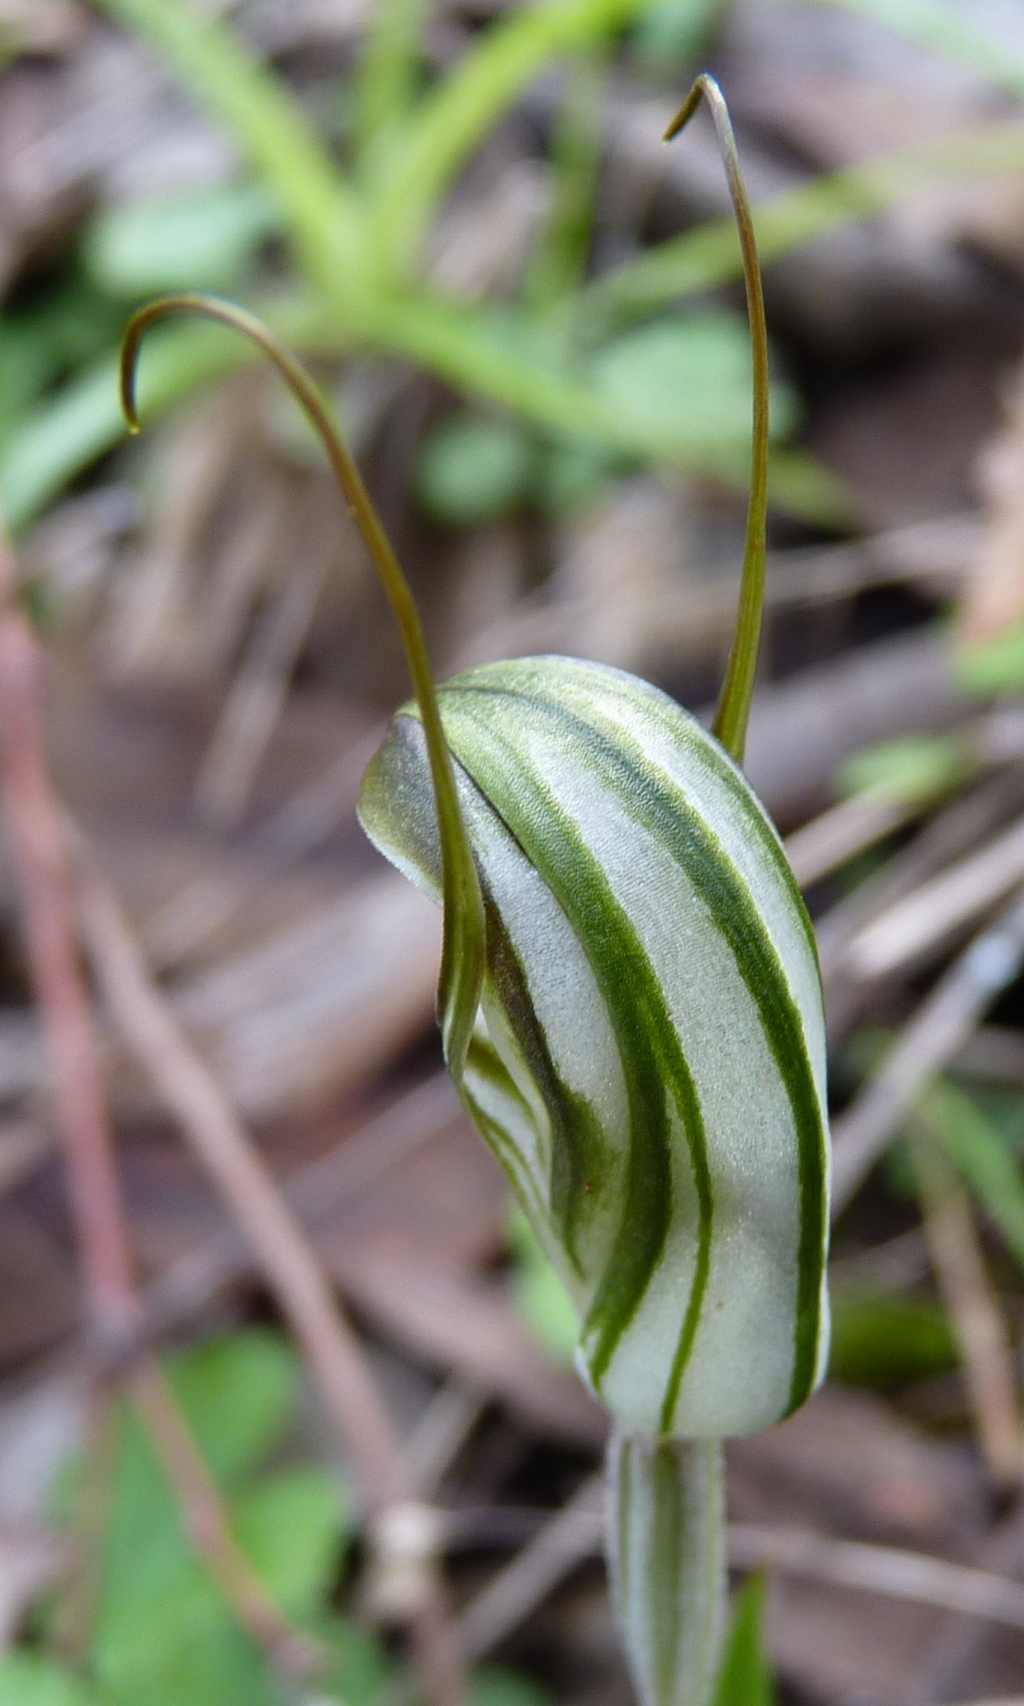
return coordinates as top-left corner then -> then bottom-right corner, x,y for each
370,0 -> 660,273
233,1468 -> 352,1618
588,313 -> 797,455
921,1079 -> 1024,1273
713,1577 -> 774,1706
167,1329 -> 298,1484
580,124 -> 1024,327
471,1668 -> 557,1706
94,0 -> 367,305
836,735 -> 972,806
92,1331 -> 302,1705
0,292 -> 330,536
417,416 -> 535,523
954,616 -> 1024,697
0,1658 -> 98,1706
85,183 -> 277,298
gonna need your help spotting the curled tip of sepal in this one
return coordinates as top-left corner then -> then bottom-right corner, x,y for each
359,654 -> 831,1441
607,1431 -> 726,1706
117,292 -> 486,1079
662,74 -> 769,768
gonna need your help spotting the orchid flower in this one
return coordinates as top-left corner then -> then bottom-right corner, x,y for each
120,76 -> 830,1706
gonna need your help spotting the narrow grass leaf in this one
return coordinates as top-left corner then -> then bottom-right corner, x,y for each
713,1576 -> 775,1706
920,1078 -> 1024,1273
95,0 -> 367,303
816,0 -> 1024,101
580,124 -> 1024,326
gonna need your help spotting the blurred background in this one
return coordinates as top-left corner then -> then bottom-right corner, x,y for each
7,1 -> 1024,1703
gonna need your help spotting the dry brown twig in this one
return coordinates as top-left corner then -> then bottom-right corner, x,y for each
831,890 -> 1024,1212
0,515 -> 326,1681
846,814 -> 1024,982
960,363 -> 1024,650
784,703 -> 1024,894
911,1136 -> 1023,1489
140,1071 -> 462,1347
455,1477 -> 1024,1661
69,804 -> 466,1704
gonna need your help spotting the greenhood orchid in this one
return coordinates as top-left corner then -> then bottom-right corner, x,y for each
120,74 -> 830,1706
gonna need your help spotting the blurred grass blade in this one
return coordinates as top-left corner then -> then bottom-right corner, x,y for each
1,289 -> 849,535
370,0 -> 655,276
524,45 -> 609,312
919,1079 -> 1024,1273
0,1657 -> 98,1706
95,0 -> 368,305
818,0 -> 1024,101
580,123 -> 1024,327
371,293 -> 851,521
0,295 -> 330,536
713,1576 -> 775,1706
353,0 -> 432,170
0,324 -> 244,536
84,183 -> 279,299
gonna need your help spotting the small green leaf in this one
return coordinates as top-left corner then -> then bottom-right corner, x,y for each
588,314 -> 797,456
0,1657 -> 98,1706
233,1467 -> 353,1619
91,1331 -> 304,1706
631,0 -> 723,76
507,1203 -> 580,1364
954,618 -> 1024,697
828,1290 -> 957,1391
84,183 -> 277,298
713,1576 -> 774,1706
920,1079 -> 1024,1273
471,1667 -> 557,1706
417,415 -> 535,523
836,734 -> 972,806
536,439 -> 614,512
316,1619 -> 393,1705
167,1329 -> 299,1484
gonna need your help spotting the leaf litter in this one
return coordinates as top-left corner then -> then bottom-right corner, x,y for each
8,1 -> 1024,1703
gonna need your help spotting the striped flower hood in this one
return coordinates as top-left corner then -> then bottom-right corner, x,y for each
359,654 -> 830,1439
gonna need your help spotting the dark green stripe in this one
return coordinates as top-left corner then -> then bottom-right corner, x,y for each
561,706 -> 826,1414
614,1437 -> 632,1611
445,681 -> 827,1419
436,705 -> 714,1406
568,663 -> 820,970
482,892 -> 611,1274
462,1033 -> 550,1232
649,1443 -> 685,1703
465,658 -> 820,969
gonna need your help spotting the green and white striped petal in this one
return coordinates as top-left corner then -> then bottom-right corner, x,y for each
359,654 -> 830,1439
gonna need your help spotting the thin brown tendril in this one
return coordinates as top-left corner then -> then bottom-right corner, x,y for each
665,76 -> 768,769
120,295 -> 484,1071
